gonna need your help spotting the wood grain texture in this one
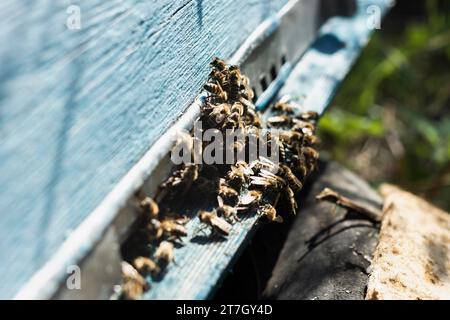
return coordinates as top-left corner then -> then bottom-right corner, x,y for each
0,0 -> 288,298
366,185 -> 450,300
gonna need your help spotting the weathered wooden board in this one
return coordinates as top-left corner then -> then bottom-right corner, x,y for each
0,0 -> 290,298
366,184 -> 450,300
263,161 -> 382,300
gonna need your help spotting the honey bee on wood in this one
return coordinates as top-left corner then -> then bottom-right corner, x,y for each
248,156 -> 278,173
230,102 -> 244,116
208,103 -> 230,127
284,184 -> 298,215
148,217 -> 188,241
217,195 -> 239,223
250,168 -> 286,191
155,241 -> 175,265
279,130 -> 303,145
244,85 -> 254,101
199,210 -> 232,237
299,111 -> 319,122
292,153 -> 308,179
258,204 -> 283,223
139,197 -> 159,220
239,190 -> 263,208
279,164 -> 303,192
121,261 -> 148,300
303,146 -> 320,172
291,119 -> 315,137
239,100 -> 261,126
133,256 -> 160,276
304,133 -> 320,147
267,115 -> 292,127
226,161 -> 253,189
210,57 -> 227,72
272,102 -> 295,114
303,146 -> 320,162
209,69 -> 227,86
271,135 -> 287,163
204,81 -> 228,101
158,164 -> 199,200
292,118 -> 315,130
218,178 -> 239,206
228,66 -> 242,87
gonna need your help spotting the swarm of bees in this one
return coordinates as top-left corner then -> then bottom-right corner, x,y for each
119,58 -> 320,299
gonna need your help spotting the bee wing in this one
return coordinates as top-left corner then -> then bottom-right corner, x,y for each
250,176 -> 271,186
211,216 -> 232,236
240,192 -> 257,206
217,195 -> 224,207
259,169 -> 278,178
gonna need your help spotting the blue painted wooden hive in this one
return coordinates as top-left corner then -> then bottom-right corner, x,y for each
0,0 -> 392,299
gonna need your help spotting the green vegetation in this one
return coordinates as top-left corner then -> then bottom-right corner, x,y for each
318,1 -> 450,210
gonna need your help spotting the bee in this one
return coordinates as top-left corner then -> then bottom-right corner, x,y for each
239,190 -> 262,208
199,210 -> 232,237
271,135 -> 287,163
299,111 -> 319,122
218,178 -> 239,206
267,115 -> 292,127
239,96 -> 255,112
133,256 -> 160,276
209,69 -> 227,86
210,57 -> 227,71
227,161 -> 253,188
303,146 -> 320,162
248,156 -> 278,174
204,81 -> 228,101
159,164 -> 199,200
230,102 -> 244,116
244,85 -> 255,101
228,66 -> 242,87
302,146 -> 320,173
148,217 -> 188,241
208,103 -> 230,127
155,241 -> 175,265
239,99 -> 261,126
280,130 -> 303,145
280,164 -> 303,192
292,153 -> 308,178
121,261 -> 148,300
217,195 -> 239,223
272,102 -> 295,114
284,184 -> 298,215
292,118 -> 315,132
139,197 -> 159,220
304,134 -> 320,147
258,204 -> 283,223
250,169 -> 286,191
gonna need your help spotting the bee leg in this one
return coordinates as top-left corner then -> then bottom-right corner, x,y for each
193,224 -> 209,236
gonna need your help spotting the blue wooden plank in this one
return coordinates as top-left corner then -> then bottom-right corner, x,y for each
0,0 -> 289,299
278,0 -> 394,114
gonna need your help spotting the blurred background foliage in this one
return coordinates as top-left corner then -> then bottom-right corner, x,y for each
318,0 -> 450,210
